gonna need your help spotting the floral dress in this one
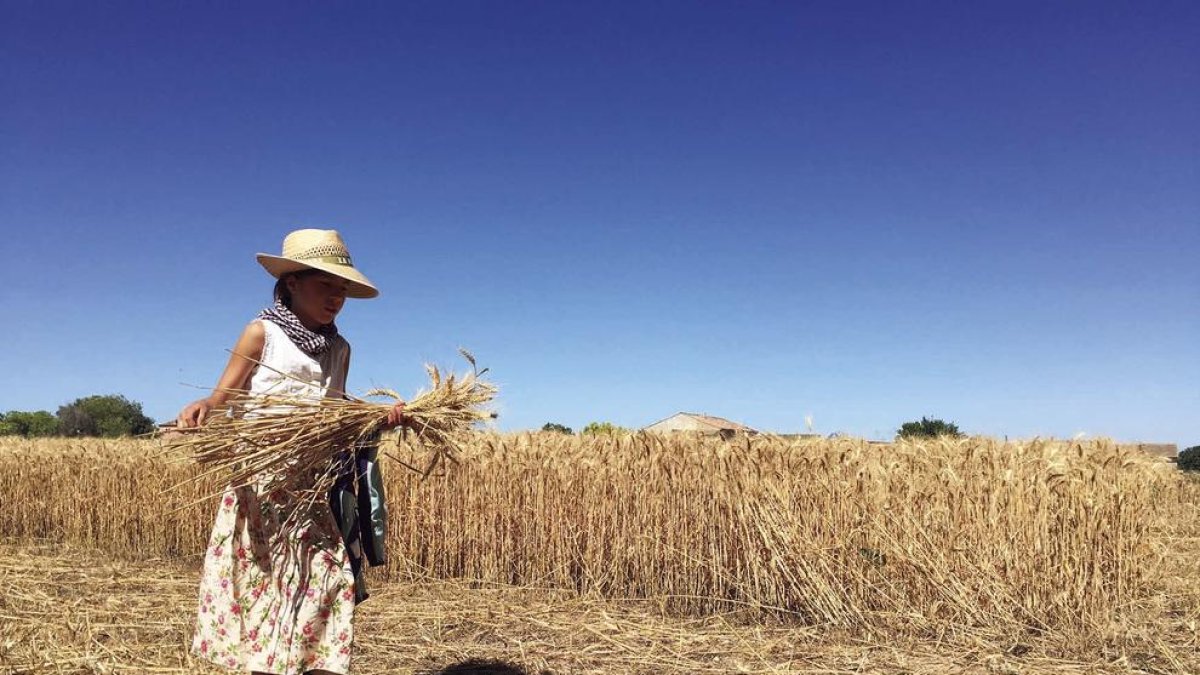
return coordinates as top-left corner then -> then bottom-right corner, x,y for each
191,319 -> 357,674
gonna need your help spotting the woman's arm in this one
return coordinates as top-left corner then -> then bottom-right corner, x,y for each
176,320 -> 266,428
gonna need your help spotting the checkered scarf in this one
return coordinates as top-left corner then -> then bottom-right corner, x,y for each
257,299 -> 339,356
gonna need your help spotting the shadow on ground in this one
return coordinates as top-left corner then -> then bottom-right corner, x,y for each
426,659 -> 545,675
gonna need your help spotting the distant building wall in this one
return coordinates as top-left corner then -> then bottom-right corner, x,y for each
1118,443 -> 1178,459
1042,440 -> 1178,459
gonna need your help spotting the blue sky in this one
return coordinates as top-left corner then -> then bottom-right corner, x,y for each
2,2 -> 1196,445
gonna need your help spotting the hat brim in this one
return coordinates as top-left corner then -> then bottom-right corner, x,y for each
256,253 -> 380,299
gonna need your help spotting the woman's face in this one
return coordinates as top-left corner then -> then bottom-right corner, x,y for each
287,271 -> 349,326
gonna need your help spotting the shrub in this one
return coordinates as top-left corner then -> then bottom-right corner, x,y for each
581,421 -> 627,436
1179,446 -> 1200,472
56,394 -> 156,438
897,417 -> 963,440
0,410 -> 60,437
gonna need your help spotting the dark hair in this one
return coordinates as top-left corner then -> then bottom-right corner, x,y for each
272,269 -> 319,307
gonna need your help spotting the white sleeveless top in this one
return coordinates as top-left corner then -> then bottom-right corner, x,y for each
247,319 -> 350,403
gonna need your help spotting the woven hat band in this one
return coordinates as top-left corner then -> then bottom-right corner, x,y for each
300,254 -> 353,266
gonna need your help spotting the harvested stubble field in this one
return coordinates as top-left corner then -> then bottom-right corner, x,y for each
0,434 -> 1196,674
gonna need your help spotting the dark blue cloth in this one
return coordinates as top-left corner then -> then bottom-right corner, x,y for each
328,429 -> 388,604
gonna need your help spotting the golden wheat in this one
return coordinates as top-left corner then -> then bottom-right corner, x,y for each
0,433 -> 1188,651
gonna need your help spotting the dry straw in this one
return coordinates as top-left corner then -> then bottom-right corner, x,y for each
158,348 -> 497,524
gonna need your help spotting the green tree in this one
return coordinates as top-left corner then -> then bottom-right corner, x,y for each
0,410 -> 60,437
57,404 -> 98,437
1179,446 -> 1200,472
897,416 -> 963,440
541,422 -> 573,435
581,421 -> 628,436
56,394 -> 156,438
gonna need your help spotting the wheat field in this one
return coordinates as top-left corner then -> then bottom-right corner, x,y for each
1,433 -> 1196,672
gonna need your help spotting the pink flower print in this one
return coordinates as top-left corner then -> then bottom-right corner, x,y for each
252,642 -> 262,653
218,627 -> 226,637
341,589 -> 354,602
223,495 -> 234,508
225,656 -> 237,667
212,545 -> 223,556
220,578 -> 229,589
251,586 -> 263,599
205,592 -> 212,603
236,546 -> 247,560
305,587 -> 316,599
230,603 -> 241,615
247,628 -> 258,640
338,630 -> 348,642
200,640 -> 208,654
319,608 -> 330,620
217,614 -> 225,625
302,621 -> 313,636
340,645 -> 351,655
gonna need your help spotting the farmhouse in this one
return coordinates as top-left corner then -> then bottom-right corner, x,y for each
642,412 -> 758,439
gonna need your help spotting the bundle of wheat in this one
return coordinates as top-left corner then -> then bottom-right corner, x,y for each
160,349 -> 496,523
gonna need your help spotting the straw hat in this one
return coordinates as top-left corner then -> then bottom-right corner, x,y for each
256,229 -> 379,299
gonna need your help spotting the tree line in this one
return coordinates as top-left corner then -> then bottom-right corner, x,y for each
0,394 -> 156,438
542,417 -> 963,439
7,404 -> 1197,470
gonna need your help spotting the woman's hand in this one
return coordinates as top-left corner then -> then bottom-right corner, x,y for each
176,321 -> 264,430
177,397 -> 215,429
383,399 -> 407,430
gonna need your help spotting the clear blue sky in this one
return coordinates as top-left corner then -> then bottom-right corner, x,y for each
2,2 -> 1196,446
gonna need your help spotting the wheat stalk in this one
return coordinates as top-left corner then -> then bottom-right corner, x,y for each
159,349 -> 497,528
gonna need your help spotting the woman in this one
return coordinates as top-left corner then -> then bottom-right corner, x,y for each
176,228 -> 404,674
